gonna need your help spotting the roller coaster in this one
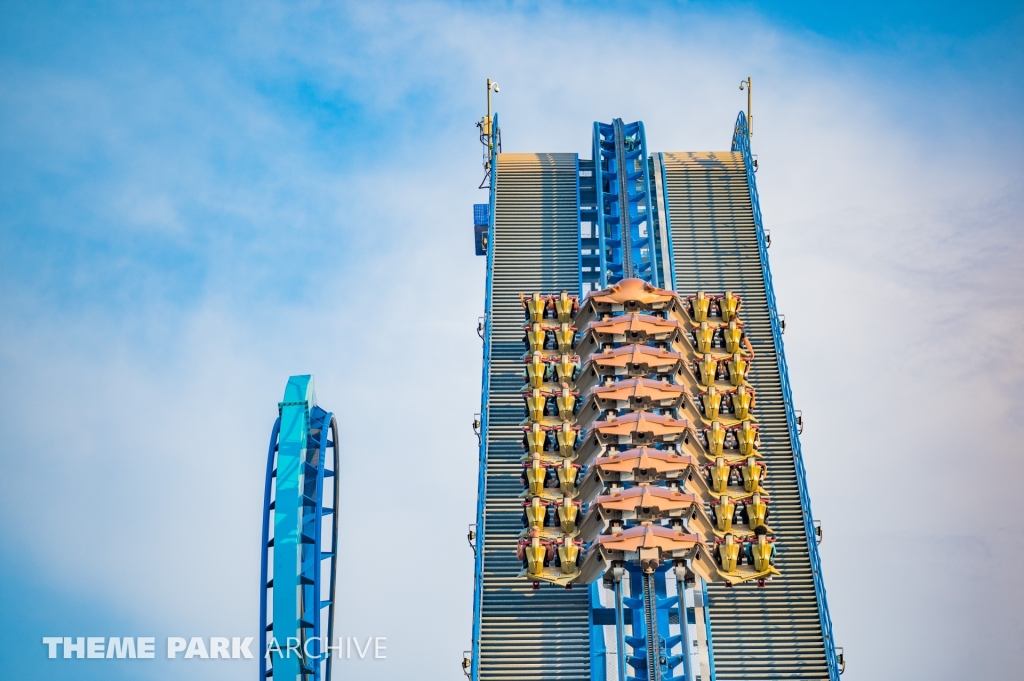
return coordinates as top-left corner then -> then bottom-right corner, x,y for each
468,102 -> 841,681
254,90 -> 841,681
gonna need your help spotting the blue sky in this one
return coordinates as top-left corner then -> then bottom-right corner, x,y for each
1,2 -> 1023,680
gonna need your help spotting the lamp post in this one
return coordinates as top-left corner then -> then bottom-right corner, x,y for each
739,77 -> 752,136
486,78 -> 500,163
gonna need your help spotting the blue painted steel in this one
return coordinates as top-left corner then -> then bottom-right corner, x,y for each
474,203 -> 490,226
610,566 -> 689,681
260,375 -> 339,681
273,377 -> 310,680
587,120 -> 681,681
614,580 -> 628,681
592,124 -> 609,287
656,155 -> 678,292
701,580 -> 715,681
576,155 -> 584,297
470,112 -> 500,681
474,203 -> 490,256
259,417 -> 280,679
589,583 -> 608,681
676,582 -> 691,681
592,120 -> 658,287
731,111 -> 840,681
579,160 -> 601,291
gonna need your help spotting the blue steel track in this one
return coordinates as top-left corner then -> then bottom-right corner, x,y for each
260,375 -> 340,681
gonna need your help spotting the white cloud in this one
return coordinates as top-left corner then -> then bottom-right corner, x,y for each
1,2 -> 1021,679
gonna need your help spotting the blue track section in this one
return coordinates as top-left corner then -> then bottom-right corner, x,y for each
260,375 -> 340,681
730,113 -> 840,681
592,120 -> 658,288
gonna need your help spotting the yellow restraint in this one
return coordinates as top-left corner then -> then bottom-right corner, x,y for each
737,421 -> 757,456
710,457 -> 730,493
525,294 -> 546,324
750,535 -> 774,573
728,352 -> 747,386
557,497 -> 578,534
692,292 -> 710,322
699,354 -> 718,387
706,421 -> 725,456
746,493 -> 767,530
741,457 -> 762,493
527,352 -> 546,388
525,389 -> 546,423
723,320 -> 743,354
556,423 -> 577,458
556,385 -> 576,421
720,291 -> 740,322
554,292 -> 574,324
557,460 -> 578,495
695,322 -> 714,353
716,495 -> 736,533
525,537 -> 546,577
733,385 -> 753,420
525,423 -> 547,454
702,386 -> 721,420
719,534 -> 740,572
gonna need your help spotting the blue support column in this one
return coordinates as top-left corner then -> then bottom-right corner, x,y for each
592,119 -> 657,287
590,583 -> 608,681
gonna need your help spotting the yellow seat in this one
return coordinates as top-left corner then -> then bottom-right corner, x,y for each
554,291 -> 576,324
737,421 -> 758,456
699,354 -> 717,387
556,422 -> 577,458
741,457 -> 763,493
525,388 -> 546,423
723,320 -> 743,354
524,496 -> 549,531
716,495 -> 736,532
555,354 -> 579,384
706,421 -> 725,456
701,386 -> 721,420
728,352 -> 747,386
557,496 -> 579,533
710,457 -> 730,493
695,322 -> 714,353
750,534 -> 775,573
692,291 -> 710,322
746,493 -> 767,530
556,384 -> 577,421
521,536 -> 548,577
718,534 -> 740,572
525,455 -> 547,495
526,352 -> 547,388
526,323 -> 547,353
525,423 -> 547,454
557,537 -> 580,574
557,459 -> 579,495
555,323 -> 575,354
523,293 -> 547,324
732,385 -> 754,420
720,291 -> 740,322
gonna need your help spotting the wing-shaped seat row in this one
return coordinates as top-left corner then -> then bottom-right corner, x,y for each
513,280 -> 778,589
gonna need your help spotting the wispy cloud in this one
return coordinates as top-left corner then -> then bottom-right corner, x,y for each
1,2 -> 1021,679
